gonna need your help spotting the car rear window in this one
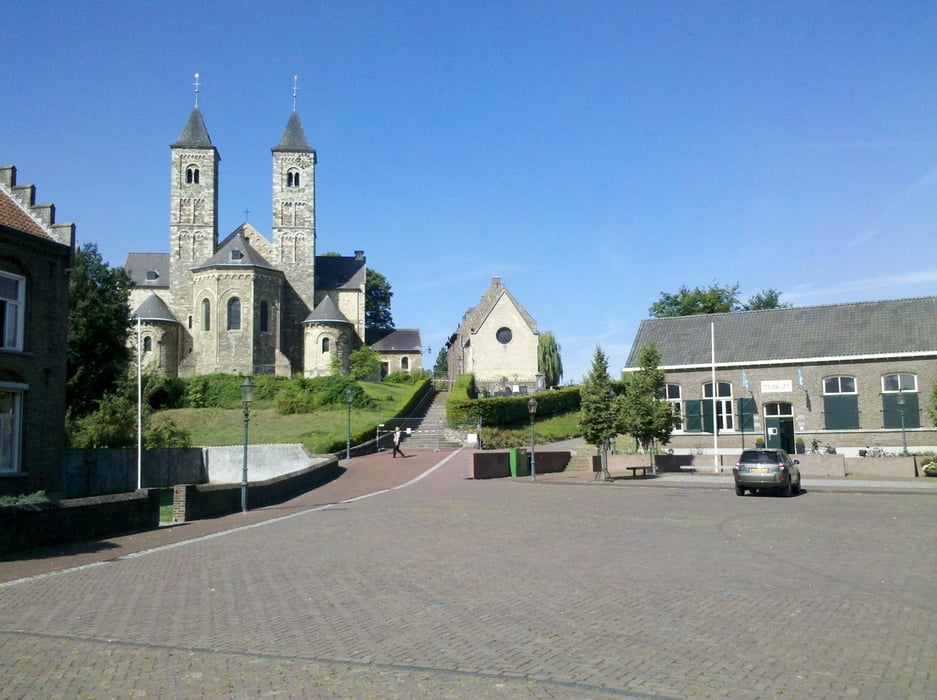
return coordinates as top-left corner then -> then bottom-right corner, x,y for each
739,451 -> 779,463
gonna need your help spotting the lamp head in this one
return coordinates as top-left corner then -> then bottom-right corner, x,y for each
240,376 -> 255,405
527,397 -> 538,414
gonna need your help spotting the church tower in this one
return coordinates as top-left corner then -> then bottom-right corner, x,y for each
169,81 -> 219,327
271,95 -> 316,369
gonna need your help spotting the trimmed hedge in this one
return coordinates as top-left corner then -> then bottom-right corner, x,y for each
446,375 -> 580,427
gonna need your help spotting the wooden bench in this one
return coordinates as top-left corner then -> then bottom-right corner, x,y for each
625,465 -> 652,477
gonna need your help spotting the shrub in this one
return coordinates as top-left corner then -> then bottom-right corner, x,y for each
276,376 -> 372,414
144,415 -> 192,448
67,391 -> 137,448
0,491 -> 52,507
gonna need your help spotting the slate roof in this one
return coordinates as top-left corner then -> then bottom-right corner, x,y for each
124,252 -> 170,287
315,254 -> 366,290
366,328 -> 422,352
133,293 -> 178,323
624,296 -> 937,369
273,110 -> 315,154
459,276 -> 537,336
304,295 -> 350,324
194,230 -> 278,271
172,106 -> 214,149
0,185 -> 53,240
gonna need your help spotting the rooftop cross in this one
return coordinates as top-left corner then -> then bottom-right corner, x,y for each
292,74 -> 298,111
194,72 -> 200,106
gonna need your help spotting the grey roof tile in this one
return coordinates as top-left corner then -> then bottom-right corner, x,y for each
133,293 -> 177,323
273,110 -> 315,154
304,295 -> 350,324
366,328 -> 422,352
172,106 -> 214,148
125,252 -> 170,287
625,297 -> 937,368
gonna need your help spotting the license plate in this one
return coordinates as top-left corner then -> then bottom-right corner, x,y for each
750,467 -> 768,473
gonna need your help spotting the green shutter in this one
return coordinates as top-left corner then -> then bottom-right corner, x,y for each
882,394 -> 920,429
823,395 -> 860,430
702,400 -> 714,434
738,397 -> 755,432
685,399 -> 702,432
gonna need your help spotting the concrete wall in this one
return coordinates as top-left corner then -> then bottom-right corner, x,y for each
63,448 -> 206,497
173,457 -> 340,522
202,444 -> 321,483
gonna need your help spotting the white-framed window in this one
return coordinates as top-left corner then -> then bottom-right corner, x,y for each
663,383 -> 684,431
0,271 -> 25,351
0,385 -> 25,473
822,376 -> 859,430
882,373 -> 916,393
882,373 -> 920,429
703,381 -> 734,431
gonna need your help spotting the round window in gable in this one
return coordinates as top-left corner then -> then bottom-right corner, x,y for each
496,327 -> 513,344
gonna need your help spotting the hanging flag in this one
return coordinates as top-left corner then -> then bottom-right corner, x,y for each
741,370 -> 749,391
797,368 -> 804,387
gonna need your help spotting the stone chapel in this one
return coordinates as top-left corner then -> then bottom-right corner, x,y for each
126,99 -> 368,378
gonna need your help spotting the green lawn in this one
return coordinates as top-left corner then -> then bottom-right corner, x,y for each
152,382 -> 585,452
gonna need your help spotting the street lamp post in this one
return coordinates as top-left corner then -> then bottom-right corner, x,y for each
897,390 -> 909,457
527,397 -> 538,481
240,376 -> 255,513
345,386 -> 354,460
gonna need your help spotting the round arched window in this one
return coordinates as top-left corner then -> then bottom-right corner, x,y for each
496,327 -> 513,344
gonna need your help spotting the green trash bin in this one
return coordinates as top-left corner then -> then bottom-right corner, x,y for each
509,448 -> 528,477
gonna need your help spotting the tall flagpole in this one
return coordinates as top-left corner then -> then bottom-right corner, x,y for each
137,315 -> 142,490
711,322 -> 719,472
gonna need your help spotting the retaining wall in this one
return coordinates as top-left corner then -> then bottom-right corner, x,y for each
0,489 -> 160,555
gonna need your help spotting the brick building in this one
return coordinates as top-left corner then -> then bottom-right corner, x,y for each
624,298 -> 937,456
0,166 -> 75,495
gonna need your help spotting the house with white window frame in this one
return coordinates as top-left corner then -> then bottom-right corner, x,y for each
0,166 -> 75,496
623,297 -> 937,457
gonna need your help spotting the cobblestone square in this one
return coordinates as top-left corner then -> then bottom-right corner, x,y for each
1,450 -> 935,698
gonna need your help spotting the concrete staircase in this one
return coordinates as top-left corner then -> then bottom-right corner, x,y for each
565,446 -> 594,472
405,391 -> 463,450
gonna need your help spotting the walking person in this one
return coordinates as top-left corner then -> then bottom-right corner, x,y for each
392,426 -> 406,458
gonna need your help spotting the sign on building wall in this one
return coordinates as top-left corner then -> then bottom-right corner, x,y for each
760,379 -> 793,393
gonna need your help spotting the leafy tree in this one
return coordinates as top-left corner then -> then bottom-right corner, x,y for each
578,347 -> 618,449
67,243 -> 133,418
66,384 -> 137,448
365,268 -> 394,331
433,347 -> 449,376
739,288 -> 791,311
618,342 -> 673,472
538,331 -> 563,388
649,282 -> 792,317
649,282 -> 739,317
349,345 -> 382,381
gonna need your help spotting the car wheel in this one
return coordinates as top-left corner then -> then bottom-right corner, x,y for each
792,478 -> 801,495
782,480 -> 792,497
735,484 -> 745,497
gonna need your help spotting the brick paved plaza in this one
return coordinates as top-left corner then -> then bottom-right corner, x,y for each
1,449 -> 935,698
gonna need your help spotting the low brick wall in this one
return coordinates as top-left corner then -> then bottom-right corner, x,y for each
173,457 -> 341,522
0,490 -> 160,555
469,451 -> 570,479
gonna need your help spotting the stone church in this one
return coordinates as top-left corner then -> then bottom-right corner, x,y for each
126,99 -> 371,378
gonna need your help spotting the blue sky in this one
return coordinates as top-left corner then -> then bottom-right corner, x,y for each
6,1 -> 937,382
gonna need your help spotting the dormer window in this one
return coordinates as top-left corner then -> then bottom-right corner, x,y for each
286,169 -> 300,188
185,166 -> 200,184
230,249 -> 244,261
145,269 -> 159,281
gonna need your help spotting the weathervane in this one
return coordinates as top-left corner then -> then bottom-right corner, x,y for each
292,74 -> 299,111
194,72 -> 200,106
